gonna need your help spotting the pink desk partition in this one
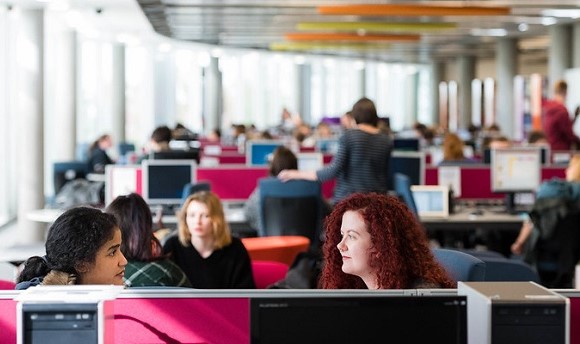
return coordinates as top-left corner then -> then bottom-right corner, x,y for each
425,165 -> 567,200
197,166 -> 335,201
0,298 -> 17,343
114,297 -> 249,343
217,153 -> 246,164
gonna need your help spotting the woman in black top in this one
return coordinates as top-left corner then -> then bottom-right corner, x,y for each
163,191 -> 255,289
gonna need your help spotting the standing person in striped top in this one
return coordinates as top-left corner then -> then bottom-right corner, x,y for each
278,97 -> 392,205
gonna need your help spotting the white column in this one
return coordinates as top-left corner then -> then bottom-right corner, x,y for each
496,38 -> 517,139
14,9 -> 45,243
203,57 -> 221,134
458,54 -> 475,129
154,52 -> 176,126
111,43 -> 126,143
298,63 -> 312,124
430,62 -> 445,125
548,24 -> 572,94
573,23 -> 580,68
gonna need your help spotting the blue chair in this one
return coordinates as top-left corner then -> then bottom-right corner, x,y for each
258,177 -> 325,247
482,257 -> 540,282
433,248 -> 486,282
393,173 -> 418,218
181,182 -> 211,206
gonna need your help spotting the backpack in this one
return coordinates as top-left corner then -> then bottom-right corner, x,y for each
53,179 -> 104,209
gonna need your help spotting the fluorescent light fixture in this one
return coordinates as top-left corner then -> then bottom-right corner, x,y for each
297,22 -> 457,33
542,9 -> 580,19
541,17 -> 557,26
518,23 -> 529,32
470,28 -> 507,37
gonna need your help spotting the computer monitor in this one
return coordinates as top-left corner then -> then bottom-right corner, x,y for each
484,146 -> 549,165
151,149 -> 200,164
411,185 -> 450,218
142,160 -> 196,206
251,295 -> 467,343
315,138 -> 339,154
104,165 -> 141,206
387,151 -> 425,190
491,147 -> 541,213
246,140 -> 284,166
393,137 -> 420,151
297,152 -> 324,172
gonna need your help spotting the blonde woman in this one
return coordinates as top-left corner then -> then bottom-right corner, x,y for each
162,191 -> 255,289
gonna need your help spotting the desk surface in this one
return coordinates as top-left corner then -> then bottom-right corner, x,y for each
420,207 -> 525,232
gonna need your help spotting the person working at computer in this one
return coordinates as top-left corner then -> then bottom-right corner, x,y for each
16,207 -> 128,289
162,191 -> 256,288
106,193 -> 191,287
319,193 -> 455,289
138,125 -> 172,163
544,80 -> 580,150
278,97 -> 392,204
438,133 -> 477,166
510,154 -> 580,287
87,134 -> 114,173
244,146 -> 298,236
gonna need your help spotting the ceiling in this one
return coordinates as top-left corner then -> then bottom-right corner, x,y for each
133,0 -> 580,63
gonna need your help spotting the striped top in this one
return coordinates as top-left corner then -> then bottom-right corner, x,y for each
317,129 -> 392,203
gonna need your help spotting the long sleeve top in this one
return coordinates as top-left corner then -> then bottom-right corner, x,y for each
316,128 -> 392,203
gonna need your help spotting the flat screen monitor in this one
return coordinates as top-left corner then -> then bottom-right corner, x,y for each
251,295 -> 467,343
411,185 -> 450,218
297,152 -> 324,172
315,138 -> 339,154
388,151 -> 425,190
104,165 -> 141,206
246,140 -> 284,166
151,149 -> 200,164
142,160 -> 196,206
393,137 -> 420,151
484,146 -> 549,165
491,147 -> 541,193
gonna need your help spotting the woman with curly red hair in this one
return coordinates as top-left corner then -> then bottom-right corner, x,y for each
320,192 -> 455,289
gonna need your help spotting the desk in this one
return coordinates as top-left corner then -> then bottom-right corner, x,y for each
421,209 -> 525,232
241,236 -> 310,265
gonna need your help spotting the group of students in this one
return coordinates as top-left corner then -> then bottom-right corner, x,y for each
16,191 -> 456,290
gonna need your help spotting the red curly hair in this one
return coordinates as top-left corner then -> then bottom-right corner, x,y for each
320,193 -> 455,289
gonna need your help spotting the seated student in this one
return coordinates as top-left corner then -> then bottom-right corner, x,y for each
16,207 -> 127,289
319,193 -> 455,289
87,134 -> 114,173
138,125 -> 172,162
106,193 -> 191,287
511,154 -> 580,287
244,146 -> 298,236
163,191 -> 256,289
438,133 -> 477,166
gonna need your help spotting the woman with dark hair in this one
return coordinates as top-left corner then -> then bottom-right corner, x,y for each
279,97 -> 392,204
163,191 -> 255,288
16,207 -> 127,289
320,193 -> 455,289
244,146 -> 298,234
106,193 -> 191,287
87,134 -> 114,173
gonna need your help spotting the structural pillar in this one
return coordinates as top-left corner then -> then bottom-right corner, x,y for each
111,43 -> 126,143
496,38 -> 517,139
14,9 -> 45,243
548,24 -> 572,94
429,61 -> 444,125
298,63 -> 312,125
203,56 -> 222,134
154,51 -> 176,126
457,54 -> 475,129
573,23 -> 580,69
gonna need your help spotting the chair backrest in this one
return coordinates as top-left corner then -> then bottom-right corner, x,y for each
258,177 -> 324,246
251,260 -> 289,289
118,142 -> 136,156
432,248 -> 486,282
181,181 -> 212,206
457,249 -> 505,260
482,257 -> 540,282
53,161 -> 89,195
393,173 -> 418,218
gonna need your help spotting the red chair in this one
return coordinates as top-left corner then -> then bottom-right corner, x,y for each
251,261 -> 289,289
0,279 -> 16,290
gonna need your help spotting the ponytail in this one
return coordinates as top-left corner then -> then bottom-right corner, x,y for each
17,256 -> 51,283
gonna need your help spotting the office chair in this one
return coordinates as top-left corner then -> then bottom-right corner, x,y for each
393,173 -> 418,218
432,248 -> 486,282
53,161 -> 89,195
251,260 -> 289,289
258,177 -> 325,247
181,181 -> 211,206
481,257 -> 540,282
0,279 -> 16,290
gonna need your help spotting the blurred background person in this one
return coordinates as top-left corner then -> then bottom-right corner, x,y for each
87,134 -> 114,174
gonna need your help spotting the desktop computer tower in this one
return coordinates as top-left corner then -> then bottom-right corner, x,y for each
458,281 -> 569,344
17,301 -> 114,344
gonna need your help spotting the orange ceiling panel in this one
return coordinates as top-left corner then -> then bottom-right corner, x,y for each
318,4 -> 510,16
